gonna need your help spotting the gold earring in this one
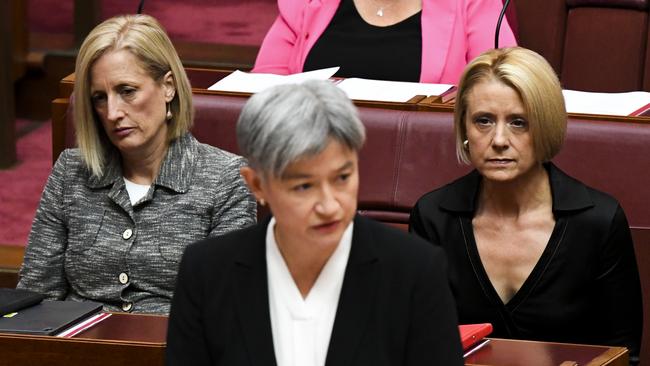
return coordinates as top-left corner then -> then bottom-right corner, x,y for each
166,103 -> 172,120
463,140 -> 469,150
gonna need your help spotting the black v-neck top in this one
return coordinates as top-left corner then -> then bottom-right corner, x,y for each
303,0 -> 422,81
409,163 -> 642,364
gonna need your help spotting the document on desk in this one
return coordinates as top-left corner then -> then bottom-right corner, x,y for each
336,78 -> 454,103
56,312 -> 112,338
563,89 -> 650,116
0,300 -> 102,336
208,67 -> 340,93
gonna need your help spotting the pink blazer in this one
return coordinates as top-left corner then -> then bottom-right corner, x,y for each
252,0 -> 517,84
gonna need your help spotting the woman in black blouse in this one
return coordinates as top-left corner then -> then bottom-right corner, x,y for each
409,47 -> 643,364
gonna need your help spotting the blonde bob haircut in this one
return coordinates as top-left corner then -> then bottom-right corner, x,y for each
454,47 -> 566,165
74,14 -> 193,177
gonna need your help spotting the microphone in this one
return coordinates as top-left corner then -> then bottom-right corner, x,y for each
494,0 -> 511,49
137,0 -> 145,14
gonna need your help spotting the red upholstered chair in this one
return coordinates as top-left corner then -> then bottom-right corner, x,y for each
515,0 -> 650,92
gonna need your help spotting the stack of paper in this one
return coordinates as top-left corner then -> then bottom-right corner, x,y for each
208,67 -> 339,93
336,78 -> 454,103
208,68 -> 454,103
563,89 -> 650,116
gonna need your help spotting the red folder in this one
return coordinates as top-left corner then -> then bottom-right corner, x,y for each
459,323 -> 493,351
630,102 -> 650,116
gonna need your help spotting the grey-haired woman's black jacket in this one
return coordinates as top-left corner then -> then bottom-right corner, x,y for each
166,215 -> 464,366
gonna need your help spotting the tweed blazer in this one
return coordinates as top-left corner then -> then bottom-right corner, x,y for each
18,133 -> 257,314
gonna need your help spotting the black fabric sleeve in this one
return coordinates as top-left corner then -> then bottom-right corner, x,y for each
408,198 -> 441,246
405,245 -> 464,365
595,205 -> 643,366
165,244 -> 212,366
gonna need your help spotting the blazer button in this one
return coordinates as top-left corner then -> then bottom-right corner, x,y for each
122,302 -> 133,312
118,272 -> 129,284
122,228 -> 133,240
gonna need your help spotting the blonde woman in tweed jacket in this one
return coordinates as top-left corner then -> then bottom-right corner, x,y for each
17,15 -> 256,314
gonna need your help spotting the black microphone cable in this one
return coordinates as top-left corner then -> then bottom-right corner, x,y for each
494,0 -> 511,49
137,0 -> 145,14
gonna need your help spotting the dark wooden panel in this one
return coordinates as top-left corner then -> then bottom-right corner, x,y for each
0,0 -> 17,168
73,0 -> 100,48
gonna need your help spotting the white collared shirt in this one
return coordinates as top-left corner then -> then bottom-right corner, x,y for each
123,177 -> 150,205
266,217 -> 353,366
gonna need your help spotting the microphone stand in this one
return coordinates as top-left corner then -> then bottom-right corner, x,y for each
494,0 -> 511,49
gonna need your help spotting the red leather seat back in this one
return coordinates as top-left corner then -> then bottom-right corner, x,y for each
515,0 -> 650,92
555,118 -> 650,227
66,94 -> 650,228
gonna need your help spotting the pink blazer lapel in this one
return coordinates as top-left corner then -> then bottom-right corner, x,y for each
420,0 -> 458,83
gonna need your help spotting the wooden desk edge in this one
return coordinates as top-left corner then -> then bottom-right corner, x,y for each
587,346 -> 628,366
52,97 -> 70,164
465,338 -> 628,366
0,244 -> 25,270
59,69 -> 650,123
0,332 -> 166,348
0,313 -> 168,347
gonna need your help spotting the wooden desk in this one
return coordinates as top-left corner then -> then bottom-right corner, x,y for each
0,313 -> 628,366
466,339 -> 628,366
0,313 -> 167,366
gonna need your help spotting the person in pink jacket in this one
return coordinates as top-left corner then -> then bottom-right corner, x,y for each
253,0 -> 517,84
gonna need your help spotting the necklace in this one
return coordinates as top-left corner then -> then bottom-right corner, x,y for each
370,0 -> 396,17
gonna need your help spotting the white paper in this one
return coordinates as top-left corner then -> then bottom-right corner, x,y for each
563,89 -> 650,116
336,78 -> 454,103
56,312 -> 112,338
208,67 -> 340,93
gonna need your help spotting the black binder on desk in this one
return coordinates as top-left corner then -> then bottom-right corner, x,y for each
0,288 -> 45,316
0,300 -> 102,336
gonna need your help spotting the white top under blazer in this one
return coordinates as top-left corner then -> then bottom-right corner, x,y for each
266,217 -> 353,366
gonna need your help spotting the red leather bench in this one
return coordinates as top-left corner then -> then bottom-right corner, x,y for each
63,94 -> 650,225
515,0 -> 650,92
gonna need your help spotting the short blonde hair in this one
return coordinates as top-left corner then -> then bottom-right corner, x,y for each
454,47 -> 566,164
74,14 -> 193,177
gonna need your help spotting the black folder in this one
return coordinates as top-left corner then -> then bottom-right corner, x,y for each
0,300 -> 103,336
0,288 -> 45,316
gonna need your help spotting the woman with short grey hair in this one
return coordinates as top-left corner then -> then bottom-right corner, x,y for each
166,80 -> 463,366
237,80 -> 365,177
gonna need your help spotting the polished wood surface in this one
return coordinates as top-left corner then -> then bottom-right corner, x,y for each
0,0 -> 17,168
0,312 -> 628,366
0,313 -> 167,366
466,338 -> 628,366
0,245 -> 23,289
57,67 -> 650,121
76,313 -> 168,343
